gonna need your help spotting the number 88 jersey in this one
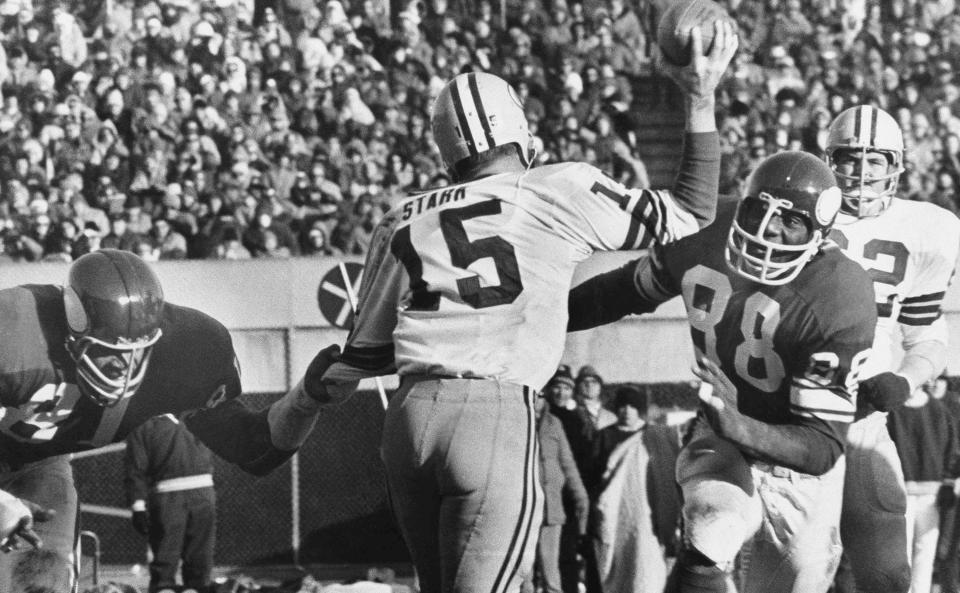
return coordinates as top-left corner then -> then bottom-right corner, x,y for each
830,198 -> 960,379
645,204 -> 877,443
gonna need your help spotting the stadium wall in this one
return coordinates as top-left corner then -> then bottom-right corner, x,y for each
6,252 -> 953,386
5,254 -> 959,565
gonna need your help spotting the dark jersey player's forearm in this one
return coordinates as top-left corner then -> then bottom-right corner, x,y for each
567,261 -> 652,332
673,131 -> 721,228
183,400 -> 295,476
717,411 -> 846,476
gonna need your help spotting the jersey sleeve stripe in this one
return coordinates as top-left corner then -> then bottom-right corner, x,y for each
341,343 -> 395,371
899,303 -> 942,314
644,192 -> 668,243
791,407 -> 856,423
790,386 -> 855,415
902,291 -> 946,305
634,192 -> 666,250
897,311 -> 942,326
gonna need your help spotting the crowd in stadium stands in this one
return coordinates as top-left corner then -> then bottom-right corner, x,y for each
0,0 -> 957,263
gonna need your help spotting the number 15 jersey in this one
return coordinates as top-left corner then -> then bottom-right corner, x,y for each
326,160 -> 710,391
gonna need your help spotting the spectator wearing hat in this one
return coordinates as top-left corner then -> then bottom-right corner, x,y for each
545,365 -> 578,413
523,391 -> 589,593
587,386 -> 682,593
575,365 -> 616,435
535,365 -> 587,593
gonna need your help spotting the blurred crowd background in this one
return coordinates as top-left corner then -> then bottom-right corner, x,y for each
0,0 -> 957,264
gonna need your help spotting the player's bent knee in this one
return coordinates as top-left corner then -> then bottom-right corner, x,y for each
682,480 -> 762,566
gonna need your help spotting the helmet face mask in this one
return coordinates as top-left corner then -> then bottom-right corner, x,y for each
826,106 -> 904,218
63,250 -> 165,406
430,72 -> 533,176
726,151 -> 842,286
66,330 -> 161,406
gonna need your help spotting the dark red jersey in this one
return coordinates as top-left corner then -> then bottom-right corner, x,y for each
648,203 -> 877,457
0,284 -> 241,466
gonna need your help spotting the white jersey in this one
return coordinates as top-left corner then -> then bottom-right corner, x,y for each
831,198 -> 960,377
326,161 -> 704,390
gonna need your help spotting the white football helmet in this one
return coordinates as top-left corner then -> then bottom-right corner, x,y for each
431,72 -> 532,173
825,105 -> 904,218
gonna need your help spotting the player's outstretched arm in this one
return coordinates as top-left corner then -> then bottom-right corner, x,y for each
184,345 -> 345,476
693,356 -> 845,476
568,252 -> 675,332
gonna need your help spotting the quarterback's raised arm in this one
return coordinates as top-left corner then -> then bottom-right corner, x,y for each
661,19 -> 738,227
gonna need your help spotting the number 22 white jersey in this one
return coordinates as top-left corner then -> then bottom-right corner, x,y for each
326,161 -> 706,391
830,198 -> 960,378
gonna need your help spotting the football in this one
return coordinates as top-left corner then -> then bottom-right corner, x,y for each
657,0 -> 731,66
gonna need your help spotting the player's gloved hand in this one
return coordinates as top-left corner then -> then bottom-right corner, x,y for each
938,484 -> 957,510
131,510 -> 149,536
302,344 -> 342,404
858,372 -> 911,414
0,490 -> 54,553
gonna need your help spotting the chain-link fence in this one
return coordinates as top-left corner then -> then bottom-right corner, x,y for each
74,390 -> 407,566
73,382 -> 702,566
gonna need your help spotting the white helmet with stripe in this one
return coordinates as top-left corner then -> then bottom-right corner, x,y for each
825,105 -> 904,218
431,72 -> 532,173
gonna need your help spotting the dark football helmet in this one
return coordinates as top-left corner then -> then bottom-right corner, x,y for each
63,250 -> 164,406
726,151 -> 843,285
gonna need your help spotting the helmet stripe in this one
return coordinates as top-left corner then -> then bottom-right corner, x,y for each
855,106 -> 874,146
449,78 -> 480,157
468,73 -> 497,150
